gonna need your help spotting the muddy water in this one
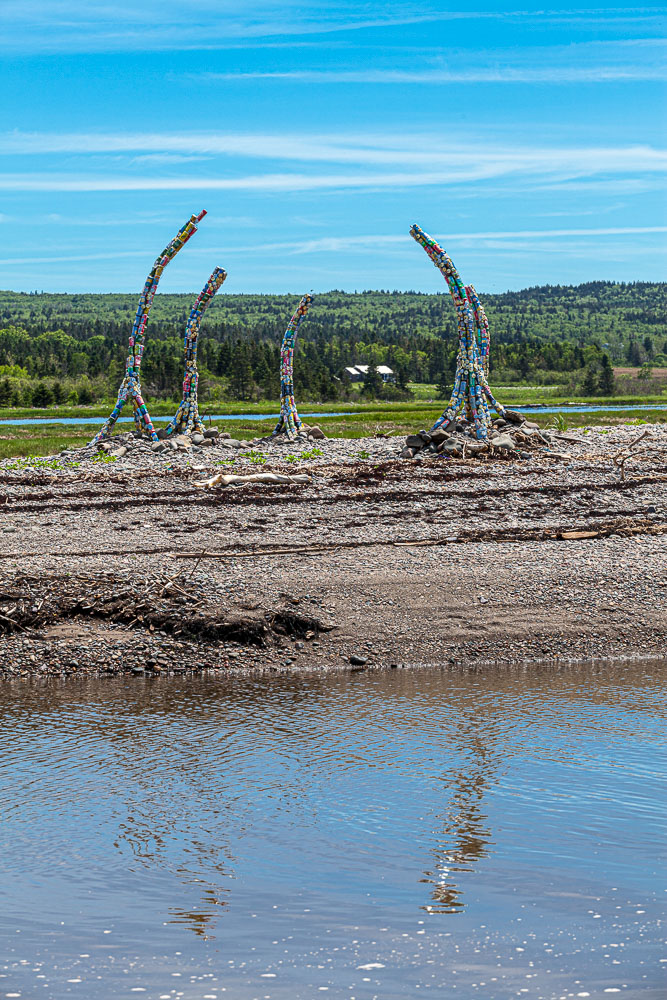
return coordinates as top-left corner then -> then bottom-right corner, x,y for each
0,663 -> 665,999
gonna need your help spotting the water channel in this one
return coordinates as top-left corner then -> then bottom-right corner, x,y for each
1,661 -> 665,999
0,403 -> 665,427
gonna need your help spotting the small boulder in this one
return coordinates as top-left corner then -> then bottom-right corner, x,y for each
111,445 -> 127,458
219,431 -> 232,439
430,427 -> 449,445
503,409 -> 525,425
406,434 -> 424,449
156,428 -> 169,440
492,432 -> 516,450
309,426 -> 326,440
199,438 -> 213,447
400,446 -> 416,459
191,433 -> 205,445
204,427 -> 220,439
151,441 -> 166,453
174,434 -> 192,450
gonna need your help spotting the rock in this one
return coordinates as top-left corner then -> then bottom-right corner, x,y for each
151,441 -> 166,453
219,431 -> 231,439
156,428 -> 169,440
418,429 -> 432,443
167,439 -> 179,451
349,654 -> 368,666
111,446 -> 127,458
442,437 -> 461,452
430,427 -> 449,445
174,435 -> 191,450
309,426 -> 326,439
406,435 -> 424,449
503,409 -> 525,425
199,438 -> 213,447
465,441 -> 488,455
191,433 -> 205,445
204,428 -> 219,439
400,446 -> 416,459
221,438 -> 242,449
492,432 -> 516,450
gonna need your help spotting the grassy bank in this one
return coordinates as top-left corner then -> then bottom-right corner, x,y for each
0,405 -> 665,460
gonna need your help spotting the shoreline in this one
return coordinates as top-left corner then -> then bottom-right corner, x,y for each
1,422 -> 665,678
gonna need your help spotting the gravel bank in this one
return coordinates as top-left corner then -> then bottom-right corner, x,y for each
0,423 -> 665,677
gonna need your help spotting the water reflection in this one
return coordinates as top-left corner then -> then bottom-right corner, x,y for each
0,660 -> 665,999
423,728 -> 495,913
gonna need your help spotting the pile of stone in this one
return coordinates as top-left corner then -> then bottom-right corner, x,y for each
400,409 -> 549,460
92,422 -> 327,459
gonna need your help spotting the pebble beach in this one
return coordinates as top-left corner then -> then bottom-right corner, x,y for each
0,421 -> 665,678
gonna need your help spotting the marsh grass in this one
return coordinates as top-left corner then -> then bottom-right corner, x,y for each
0,406 -> 664,459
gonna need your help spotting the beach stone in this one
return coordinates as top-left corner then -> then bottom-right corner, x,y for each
492,433 -> 516,450
406,435 -> 424,449
191,433 -> 205,445
349,654 -> 368,666
204,428 -> 219,439
199,438 -> 213,447
503,409 -> 525,425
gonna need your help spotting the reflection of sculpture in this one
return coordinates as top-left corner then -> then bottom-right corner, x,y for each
410,224 -> 506,441
422,731 -> 494,914
272,294 -> 313,440
91,211 -> 207,444
164,267 -> 227,438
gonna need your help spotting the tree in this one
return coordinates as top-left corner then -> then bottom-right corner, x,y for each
52,381 -> 66,404
362,365 -> 382,398
230,342 -> 253,400
32,380 -> 54,407
436,371 -> 451,400
598,355 -> 615,395
638,363 -> 653,381
582,367 -> 598,394
78,383 -> 94,405
0,378 -> 11,407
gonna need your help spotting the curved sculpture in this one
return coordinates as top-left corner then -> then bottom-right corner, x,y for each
410,224 -> 505,441
164,267 -> 227,438
465,284 -> 490,377
271,293 -> 313,439
91,211 -> 207,445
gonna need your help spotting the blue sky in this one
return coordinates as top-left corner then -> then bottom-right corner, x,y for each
0,2 -> 665,293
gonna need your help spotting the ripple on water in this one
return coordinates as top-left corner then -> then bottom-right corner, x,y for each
0,660 -> 665,999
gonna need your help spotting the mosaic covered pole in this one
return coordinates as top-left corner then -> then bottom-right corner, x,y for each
91,211 -> 207,445
271,293 -> 313,439
465,284 -> 490,377
164,267 -> 227,437
410,224 -> 505,441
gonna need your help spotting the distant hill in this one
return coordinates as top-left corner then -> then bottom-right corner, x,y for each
0,282 -> 664,405
0,281 -> 664,350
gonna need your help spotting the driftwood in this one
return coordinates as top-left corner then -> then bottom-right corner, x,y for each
170,518 -> 666,560
193,471 -> 311,489
612,430 -> 650,481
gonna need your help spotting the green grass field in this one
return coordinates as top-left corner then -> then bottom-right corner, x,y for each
0,401 -> 664,460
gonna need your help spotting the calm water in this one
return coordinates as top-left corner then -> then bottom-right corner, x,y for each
0,663 -> 665,1000
1,403 -> 666,426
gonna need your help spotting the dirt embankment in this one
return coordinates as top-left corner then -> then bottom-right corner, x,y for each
0,426 -> 665,677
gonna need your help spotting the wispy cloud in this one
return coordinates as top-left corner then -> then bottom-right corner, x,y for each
3,226 -> 665,266
0,3 -> 664,53
3,130 -> 666,178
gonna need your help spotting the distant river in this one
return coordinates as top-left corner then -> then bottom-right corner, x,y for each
1,403 -> 666,426
1,660 -> 665,999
